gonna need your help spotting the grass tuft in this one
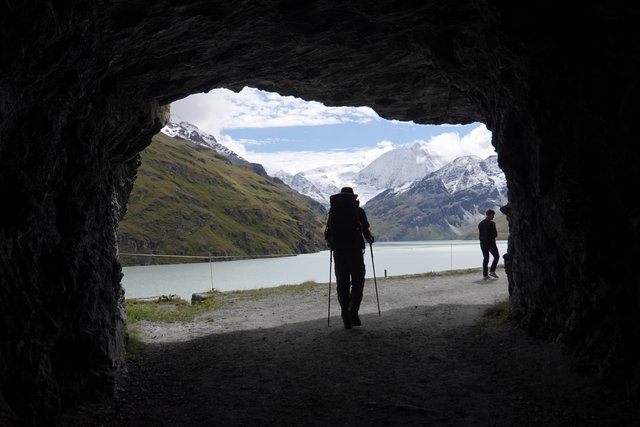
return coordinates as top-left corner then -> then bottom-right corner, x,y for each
379,268 -> 483,281
482,298 -> 510,326
226,280 -> 320,301
124,281 -> 320,324
125,295 -> 228,324
125,328 -> 146,361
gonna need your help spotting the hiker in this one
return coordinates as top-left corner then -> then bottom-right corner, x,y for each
478,208 -> 499,279
325,187 -> 374,329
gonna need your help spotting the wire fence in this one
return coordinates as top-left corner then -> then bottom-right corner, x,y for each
118,252 -> 302,296
118,253 -> 299,259
119,241 -> 508,301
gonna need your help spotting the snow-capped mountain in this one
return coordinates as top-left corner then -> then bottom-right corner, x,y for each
354,142 -> 443,190
162,121 -> 240,160
300,167 -> 344,198
161,121 -> 270,178
431,155 -> 506,198
364,155 -> 507,240
160,120 -> 326,215
159,120 -> 507,240
275,142 -> 505,219
277,163 -> 369,206
277,144 -> 442,206
273,171 -> 335,207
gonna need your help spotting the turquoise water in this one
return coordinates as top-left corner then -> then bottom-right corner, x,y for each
121,240 -> 508,300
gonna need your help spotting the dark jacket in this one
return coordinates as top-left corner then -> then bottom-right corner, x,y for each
478,217 -> 497,243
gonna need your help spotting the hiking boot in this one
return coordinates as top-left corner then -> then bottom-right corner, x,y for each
350,311 -> 362,327
489,272 -> 499,278
341,312 -> 352,329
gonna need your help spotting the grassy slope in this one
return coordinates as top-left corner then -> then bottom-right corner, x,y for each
117,133 -> 326,265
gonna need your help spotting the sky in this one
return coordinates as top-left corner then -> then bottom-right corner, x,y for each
169,87 -> 495,175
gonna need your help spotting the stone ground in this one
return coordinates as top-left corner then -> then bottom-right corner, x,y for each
64,270 -> 640,426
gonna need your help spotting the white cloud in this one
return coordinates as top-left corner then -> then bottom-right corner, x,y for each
217,135 -> 251,158
170,87 -> 379,138
215,124 -> 493,177
242,142 -> 396,176
420,123 -> 494,164
170,87 -> 494,176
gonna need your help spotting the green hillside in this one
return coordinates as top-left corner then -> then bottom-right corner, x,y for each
117,133 -> 327,265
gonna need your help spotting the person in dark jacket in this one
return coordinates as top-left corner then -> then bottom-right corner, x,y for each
325,187 -> 374,329
478,208 -> 499,279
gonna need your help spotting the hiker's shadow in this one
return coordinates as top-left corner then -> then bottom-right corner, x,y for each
471,278 -> 498,285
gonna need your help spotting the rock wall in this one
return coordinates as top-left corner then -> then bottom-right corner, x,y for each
489,4 -> 640,383
1,1 -> 638,424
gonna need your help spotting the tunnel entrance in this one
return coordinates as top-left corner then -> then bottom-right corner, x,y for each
116,87 -> 504,301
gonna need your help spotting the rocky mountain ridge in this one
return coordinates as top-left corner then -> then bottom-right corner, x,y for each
365,155 -> 508,240
162,121 -> 271,178
160,120 -> 507,241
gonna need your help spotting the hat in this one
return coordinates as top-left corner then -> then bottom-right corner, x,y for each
340,187 -> 354,194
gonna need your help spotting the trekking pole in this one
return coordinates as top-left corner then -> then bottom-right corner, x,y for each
369,242 -> 381,316
328,250 -> 332,326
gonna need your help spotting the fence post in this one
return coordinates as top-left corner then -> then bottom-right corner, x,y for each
450,243 -> 453,271
209,252 -> 214,291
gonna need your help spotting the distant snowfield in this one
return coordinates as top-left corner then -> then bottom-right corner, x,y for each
276,151 -> 506,208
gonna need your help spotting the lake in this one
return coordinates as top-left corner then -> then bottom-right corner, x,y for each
121,240 -> 508,301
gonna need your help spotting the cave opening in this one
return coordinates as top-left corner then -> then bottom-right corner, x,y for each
116,86 -> 505,301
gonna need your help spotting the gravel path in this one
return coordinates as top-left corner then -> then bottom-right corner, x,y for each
64,270 -> 639,426
135,270 -> 508,343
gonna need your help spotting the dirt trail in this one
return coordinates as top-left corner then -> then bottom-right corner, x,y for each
64,271 -> 639,426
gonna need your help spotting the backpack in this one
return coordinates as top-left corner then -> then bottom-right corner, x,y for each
324,192 -> 362,250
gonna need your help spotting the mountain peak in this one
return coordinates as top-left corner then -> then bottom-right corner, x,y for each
354,142 -> 443,193
431,155 -> 502,195
274,170 -> 337,207
365,154 -> 507,240
161,121 -> 245,160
